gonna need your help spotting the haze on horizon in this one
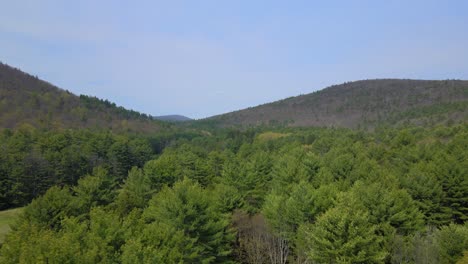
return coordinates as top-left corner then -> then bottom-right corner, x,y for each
1,0 -> 468,119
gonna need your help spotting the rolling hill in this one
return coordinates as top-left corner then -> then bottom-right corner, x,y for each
0,62 -> 170,133
199,79 -> 468,128
2,62 -> 467,131
153,115 -> 192,122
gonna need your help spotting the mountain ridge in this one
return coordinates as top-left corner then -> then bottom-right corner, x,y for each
1,62 -> 467,131
197,79 -> 468,128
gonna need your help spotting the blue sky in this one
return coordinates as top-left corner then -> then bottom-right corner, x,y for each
1,1 -> 468,119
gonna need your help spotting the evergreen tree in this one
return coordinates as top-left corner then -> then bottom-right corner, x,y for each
20,186 -> 78,230
107,138 -> 132,181
143,179 -> 235,263
433,152 -> 468,224
116,167 -> 153,214
403,163 -> 446,225
73,167 -> 116,213
298,206 -> 387,263
143,152 -> 182,191
345,179 -> 425,236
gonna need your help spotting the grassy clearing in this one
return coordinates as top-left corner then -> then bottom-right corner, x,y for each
0,207 -> 23,244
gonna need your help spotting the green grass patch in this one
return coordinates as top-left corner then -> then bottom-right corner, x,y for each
0,207 -> 23,244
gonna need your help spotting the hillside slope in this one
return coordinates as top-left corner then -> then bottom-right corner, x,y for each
200,79 -> 468,128
0,62 -> 169,133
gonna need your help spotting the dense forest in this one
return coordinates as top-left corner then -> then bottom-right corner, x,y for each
0,126 -> 204,210
1,124 -> 467,263
0,64 -> 467,263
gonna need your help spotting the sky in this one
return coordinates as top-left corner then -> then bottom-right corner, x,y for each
1,1 -> 468,119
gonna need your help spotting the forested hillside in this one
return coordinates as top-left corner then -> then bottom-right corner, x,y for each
1,124 -> 467,263
0,64 -> 467,263
0,63 -> 168,133
199,79 -> 468,129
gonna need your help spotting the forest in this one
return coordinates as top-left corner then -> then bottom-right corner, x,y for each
1,60 -> 468,264
0,123 -> 467,263
2,0 -> 468,261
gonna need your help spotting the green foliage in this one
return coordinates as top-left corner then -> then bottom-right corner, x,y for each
263,181 -> 337,241
220,150 -> 272,213
73,167 -> 117,213
1,123 -> 468,263
0,222 -> 79,264
107,138 -> 133,180
0,129 -> 154,210
210,183 -> 243,213
121,222 -> 190,263
437,223 -> 468,264
143,179 -> 234,263
143,145 -> 214,189
269,147 -> 312,193
20,186 -> 77,230
403,164 -> 445,225
298,206 -> 387,263
116,167 -> 153,214
344,180 -> 425,236
0,208 -> 124,263
433,152 -> 468,224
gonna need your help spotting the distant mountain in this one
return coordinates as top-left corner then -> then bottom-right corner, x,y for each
0,62 -> 170,133
153,115 -> 192,122
199,79 -> 468,129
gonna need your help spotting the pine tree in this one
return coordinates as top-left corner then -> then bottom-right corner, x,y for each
299,206 -> 387,263
116,167 -> 153,214
143,179 -> 235,263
